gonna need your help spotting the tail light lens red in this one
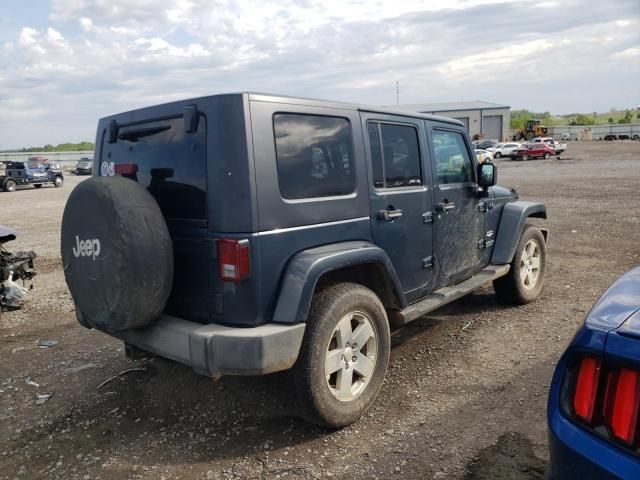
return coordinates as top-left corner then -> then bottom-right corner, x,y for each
567,355 -> 640,451
572,357 -> 601,423
217,239 -> 250,283
604,368 -> 640,445
114,163 -> 138,175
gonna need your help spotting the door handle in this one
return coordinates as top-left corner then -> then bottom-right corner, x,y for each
435,202 -> 456,213
377,208 -> 403,221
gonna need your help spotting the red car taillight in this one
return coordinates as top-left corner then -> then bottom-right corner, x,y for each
217,239 -> 250,283
604,368 -> 640,445
572,357 -> 601,423
567,355 -> 640,450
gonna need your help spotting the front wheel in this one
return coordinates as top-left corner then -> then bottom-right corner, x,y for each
544,152 -> 550,159
54,176 -> 63,187
522,154 -> 528,161
494,152 -> 501,159
494,225 -> 546,304
290,282 -> 390,428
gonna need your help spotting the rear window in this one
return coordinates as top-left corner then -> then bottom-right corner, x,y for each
102,116 -> 207,221
273,113 -> 355,200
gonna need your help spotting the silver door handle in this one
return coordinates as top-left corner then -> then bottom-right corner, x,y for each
436,202 -> 455,213
377,209 -> 403,221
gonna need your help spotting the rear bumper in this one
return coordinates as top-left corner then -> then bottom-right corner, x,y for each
115,315 -> 306,377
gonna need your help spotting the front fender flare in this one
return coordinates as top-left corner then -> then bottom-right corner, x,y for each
272,241 -> 405,324
491,201 -> 547,264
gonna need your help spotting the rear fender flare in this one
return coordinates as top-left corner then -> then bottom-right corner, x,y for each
491,201 -> 547,264
272,241 -> 405,324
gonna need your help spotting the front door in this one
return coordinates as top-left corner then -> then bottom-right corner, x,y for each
427,125 -> 484,278
362,113 -> 434,300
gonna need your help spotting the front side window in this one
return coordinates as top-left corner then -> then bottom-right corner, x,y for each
274,114 -> 355,200
432,130 -> 474,185
367,122 -> 422,189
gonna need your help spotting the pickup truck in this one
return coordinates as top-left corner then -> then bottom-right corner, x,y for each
531,137 -> 567,156
1,160 -> 64,192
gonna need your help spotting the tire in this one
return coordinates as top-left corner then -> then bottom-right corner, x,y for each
544,152 -> 550,159
34,184 -> 43,188
290,282 -> 391,428
3,179 -> 17,192
493,225 -> 546,304
61,176 -> 173,332
494,152 -> 501,159
522,154 -> 528,161
54,176 -> 63,187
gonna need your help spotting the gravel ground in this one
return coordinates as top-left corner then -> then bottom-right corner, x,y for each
1,142 -> 639,480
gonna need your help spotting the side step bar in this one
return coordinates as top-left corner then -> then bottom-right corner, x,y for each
396,265 -> 510,325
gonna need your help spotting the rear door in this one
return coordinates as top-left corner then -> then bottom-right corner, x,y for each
426,124 -> 485,278
362,113 -> 434,300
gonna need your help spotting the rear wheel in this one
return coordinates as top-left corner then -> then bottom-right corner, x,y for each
4,179 -> 17,192
522,154 -> 528,161
54,176 -> 63,187
544,152 -> 550,159
494,225 -> 546,304
290,282 -> 390,428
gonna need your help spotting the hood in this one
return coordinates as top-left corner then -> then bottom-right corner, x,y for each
490,185 -> 514,198
585,266 -> 640,332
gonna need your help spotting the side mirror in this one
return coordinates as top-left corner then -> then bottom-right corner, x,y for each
478,162 -> 497,188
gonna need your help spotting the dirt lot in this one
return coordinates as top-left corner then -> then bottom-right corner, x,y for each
1,142 -> 639,480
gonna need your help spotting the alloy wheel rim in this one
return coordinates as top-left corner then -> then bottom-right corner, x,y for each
520,239 -> 541,290
325,311 -> 378,402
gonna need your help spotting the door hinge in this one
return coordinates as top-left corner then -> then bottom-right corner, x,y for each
422,211 -> 433,224
422,256 -> 434,269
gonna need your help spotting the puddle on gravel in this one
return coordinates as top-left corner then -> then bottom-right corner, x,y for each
464,432 -> 547,480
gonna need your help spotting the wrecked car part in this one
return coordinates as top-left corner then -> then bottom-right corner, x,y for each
0,225 -> 36,311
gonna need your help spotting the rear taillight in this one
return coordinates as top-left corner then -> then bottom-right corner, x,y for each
217,239 -> 250,283
604,368 -> 640,445
572,357 -> 601,423
566,355 -> 640,451
114,163 -> 138,175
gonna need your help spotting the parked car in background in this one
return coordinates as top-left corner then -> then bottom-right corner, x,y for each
531,137 -> 567,156
510,143 -> 555,161
547,267 -> 640,480
474,149 -> 493,163
472,139 -> 499,150
0,160 -> 64,192
603,135 -> 618,141
73,158 -> 93,175
486,142 -> 521,159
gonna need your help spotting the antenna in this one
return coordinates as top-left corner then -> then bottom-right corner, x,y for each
396,81 -> 399,105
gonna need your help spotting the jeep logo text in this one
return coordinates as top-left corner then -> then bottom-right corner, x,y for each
72,236 -> 101,261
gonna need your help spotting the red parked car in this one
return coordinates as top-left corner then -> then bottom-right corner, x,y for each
510,143 -> 555,161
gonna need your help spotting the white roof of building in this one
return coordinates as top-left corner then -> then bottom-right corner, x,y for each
391,101 -> 510,113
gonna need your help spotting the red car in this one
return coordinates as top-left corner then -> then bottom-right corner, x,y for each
510,143 -> 555,161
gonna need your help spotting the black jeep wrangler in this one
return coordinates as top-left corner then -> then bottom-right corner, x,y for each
1,159 -> 64,192
61,93 -> 547,427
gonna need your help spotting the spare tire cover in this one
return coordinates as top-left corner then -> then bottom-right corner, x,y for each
61,176 -> 173,332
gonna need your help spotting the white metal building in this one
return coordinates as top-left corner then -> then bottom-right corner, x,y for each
394,101 -> 511,141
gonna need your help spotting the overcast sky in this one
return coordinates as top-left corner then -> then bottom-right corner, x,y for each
0,0 -> 638,149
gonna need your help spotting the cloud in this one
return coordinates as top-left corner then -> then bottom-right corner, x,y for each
0,0 -> 638,148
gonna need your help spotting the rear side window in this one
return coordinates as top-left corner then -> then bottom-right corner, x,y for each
367,122 -> 422,189
103,116 -> 207,221
432,130 -> 474,184
273,113 -> 355,200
